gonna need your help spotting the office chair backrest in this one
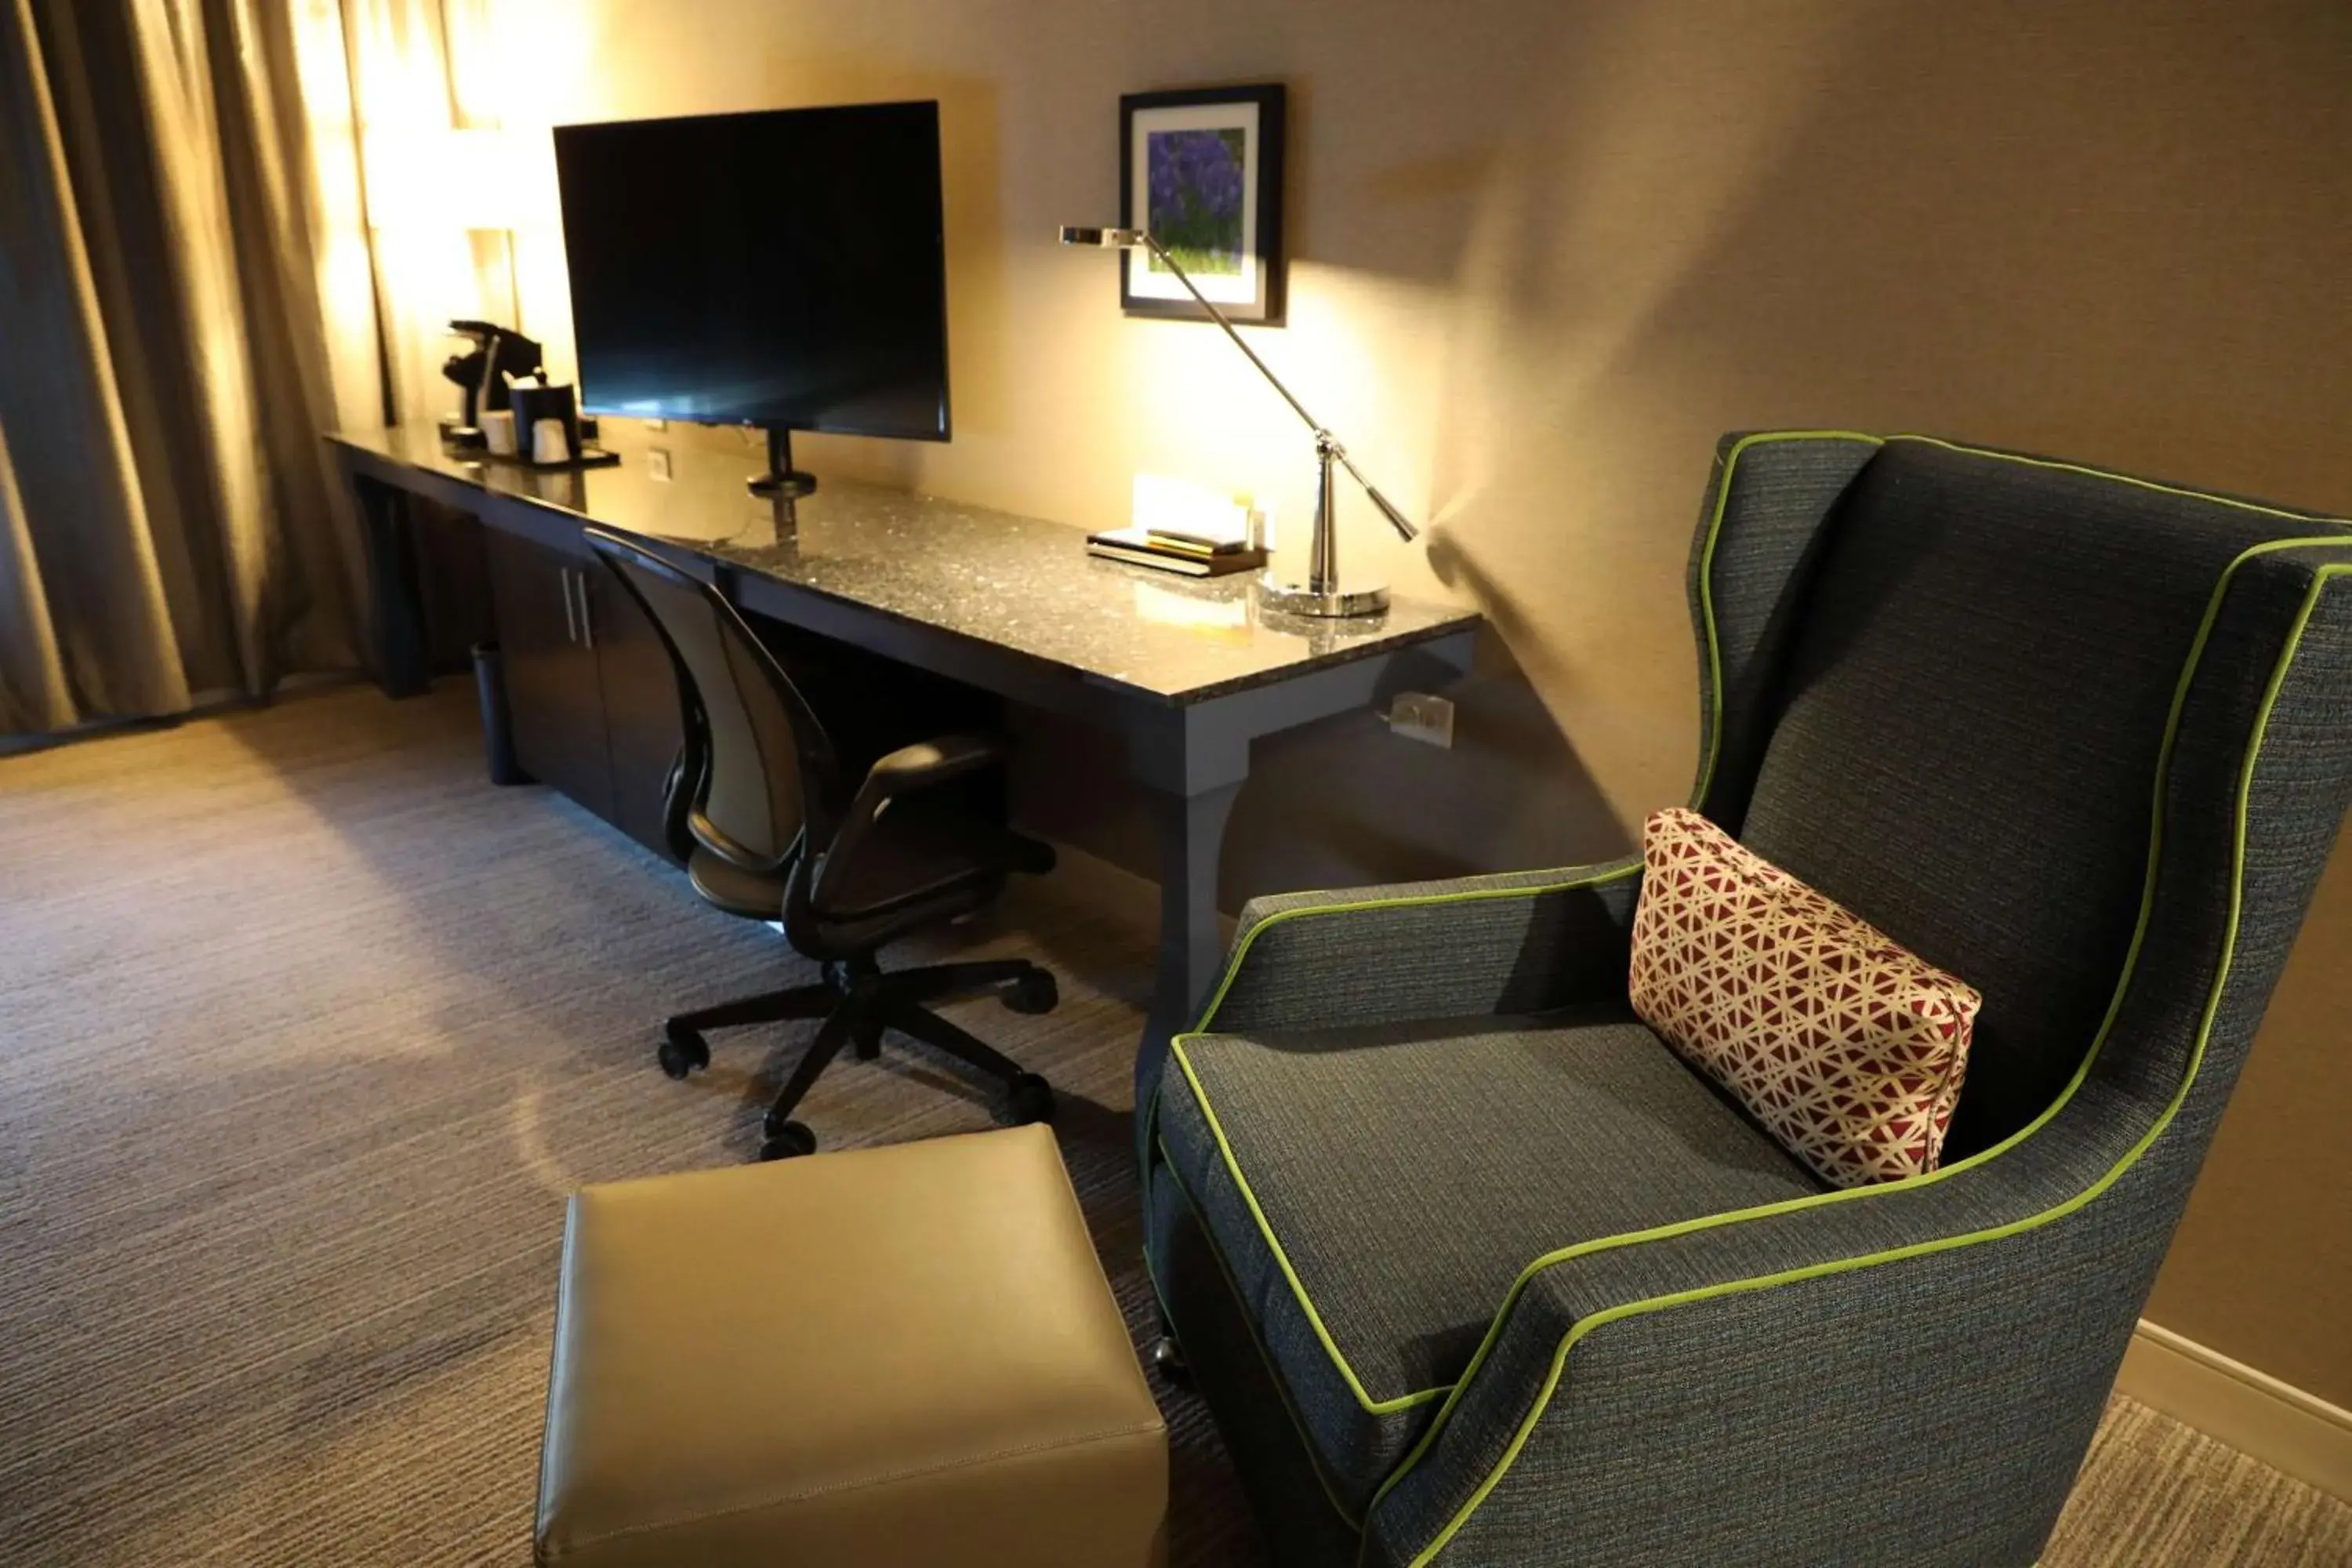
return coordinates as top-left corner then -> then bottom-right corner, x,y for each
586,529 -> 844,869
1687,434 -> 2352,1162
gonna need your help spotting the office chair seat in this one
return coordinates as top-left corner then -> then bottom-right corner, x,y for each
688,805 -> 1048,938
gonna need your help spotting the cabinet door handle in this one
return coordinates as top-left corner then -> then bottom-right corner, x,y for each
561,568 -> 579,644
575,569 -> 595,649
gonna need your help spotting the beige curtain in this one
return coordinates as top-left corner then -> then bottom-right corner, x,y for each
0,0 -> 365,735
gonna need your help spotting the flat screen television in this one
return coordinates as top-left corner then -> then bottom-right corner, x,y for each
553,100 -> 949,495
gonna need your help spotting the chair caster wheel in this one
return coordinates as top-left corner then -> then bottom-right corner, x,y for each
1007,1072 -> 1056,1126
1149,1335 -> 1190,1385
658,1027 -> 709,1080
758,1122 -> 816,1161
1003,971 -> 1058,1015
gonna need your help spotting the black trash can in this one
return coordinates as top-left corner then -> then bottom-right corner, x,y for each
472,641 -> 533,786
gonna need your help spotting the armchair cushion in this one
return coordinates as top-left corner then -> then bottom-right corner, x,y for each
1630,807 -> 1981,1187
1155,1008 -> 1826,1512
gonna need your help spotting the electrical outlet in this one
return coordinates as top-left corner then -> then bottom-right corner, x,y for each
647,446 -> 673,481
1387,692 -> 1455,749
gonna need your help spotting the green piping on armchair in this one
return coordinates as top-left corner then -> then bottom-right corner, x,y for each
1150,434 -> 2350,1518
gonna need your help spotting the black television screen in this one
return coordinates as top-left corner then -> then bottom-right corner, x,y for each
553,102 -> 949,441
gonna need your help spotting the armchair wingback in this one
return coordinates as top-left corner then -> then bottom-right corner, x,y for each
1140,433 -> 2352,1567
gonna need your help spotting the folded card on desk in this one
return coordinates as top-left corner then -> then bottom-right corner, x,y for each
1084,527 -> 1267,577
1092,473 -> 1270,575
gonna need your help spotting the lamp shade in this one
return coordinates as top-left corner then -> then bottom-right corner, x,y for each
362,127 -> 557,229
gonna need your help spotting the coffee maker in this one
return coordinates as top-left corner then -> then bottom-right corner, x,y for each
439,320 -> 545,448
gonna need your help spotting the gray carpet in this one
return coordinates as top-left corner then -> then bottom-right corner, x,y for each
0,683 -> 2344,1566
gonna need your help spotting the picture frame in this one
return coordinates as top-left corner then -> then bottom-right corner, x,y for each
1119,84 -> 1286,325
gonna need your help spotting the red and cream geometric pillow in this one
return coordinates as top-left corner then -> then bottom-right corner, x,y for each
1628,808 -> 1981,1189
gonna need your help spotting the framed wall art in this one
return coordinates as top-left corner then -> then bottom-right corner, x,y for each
1119,83 -> 1286,325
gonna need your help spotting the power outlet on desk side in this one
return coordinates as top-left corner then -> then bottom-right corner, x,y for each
1386,692 -> 1455,749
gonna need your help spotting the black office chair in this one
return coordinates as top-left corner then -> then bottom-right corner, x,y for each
586,528 -> 1061,1161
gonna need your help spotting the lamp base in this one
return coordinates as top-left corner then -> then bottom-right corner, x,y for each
1257,572 -> 1390,618
746,469 -> 818,499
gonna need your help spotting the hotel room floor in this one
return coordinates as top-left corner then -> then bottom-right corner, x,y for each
1,682 -> 2344,1566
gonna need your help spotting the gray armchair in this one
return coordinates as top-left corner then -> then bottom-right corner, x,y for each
1139,433 -> 2352,1566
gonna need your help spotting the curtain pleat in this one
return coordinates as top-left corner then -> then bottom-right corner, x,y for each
0,419 -> 76,732
0,0 -> 192,729
0,0 -> 361,738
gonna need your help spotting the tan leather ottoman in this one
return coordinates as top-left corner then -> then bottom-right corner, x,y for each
534,1123 -> 1167,1566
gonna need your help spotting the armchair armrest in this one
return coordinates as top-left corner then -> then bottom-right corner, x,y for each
1192,857 -> 1645,1037
815,733 -> 1007,905
1364,1073 -> 2164,1566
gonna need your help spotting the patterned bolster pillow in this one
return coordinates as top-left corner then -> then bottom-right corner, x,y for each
1628,808 -> 1982,1189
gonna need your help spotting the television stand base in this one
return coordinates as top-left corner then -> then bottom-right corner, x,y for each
748,427 -> 819,498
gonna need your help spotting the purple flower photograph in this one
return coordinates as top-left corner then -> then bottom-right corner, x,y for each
1120,85 -> 1283,321
1145,127 -> 1247,276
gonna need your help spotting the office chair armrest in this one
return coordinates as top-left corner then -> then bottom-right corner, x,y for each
817,733 -> 1011,895
660,695 -> 711,866
1191,856 -> 1645,1036
862,733 -> 1006,794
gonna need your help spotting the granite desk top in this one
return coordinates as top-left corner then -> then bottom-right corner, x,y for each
332,424 -> 1481,706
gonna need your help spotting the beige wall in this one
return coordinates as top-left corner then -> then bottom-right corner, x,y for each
492,0 -> 2352,1406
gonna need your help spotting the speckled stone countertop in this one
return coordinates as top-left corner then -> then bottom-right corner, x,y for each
334,424 -> 1481,706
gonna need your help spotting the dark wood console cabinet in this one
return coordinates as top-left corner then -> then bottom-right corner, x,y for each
480,521 -> 681,859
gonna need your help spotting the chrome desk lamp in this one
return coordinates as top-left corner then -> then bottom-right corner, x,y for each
1059,226 -> 1418,616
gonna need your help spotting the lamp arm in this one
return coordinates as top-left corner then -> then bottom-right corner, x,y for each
1138,234 -> 1418,543
1137,234 -> 1322,434
1330,449 -> 1421,543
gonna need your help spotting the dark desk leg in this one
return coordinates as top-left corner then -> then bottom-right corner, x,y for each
1141,777 -> 1243,1041
1127,706 -> 1250,1167
1116,636 -> 1480,1174
354,474 -> 430,698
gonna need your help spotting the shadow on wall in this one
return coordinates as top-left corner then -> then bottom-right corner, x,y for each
1403,0 -> 1875,802
1018,2 -> 1871,894
1225,630 -> 1628,897
1009,631 -> 1624,909
1213,0 -> 2352,893
745,53 -> 1011,479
